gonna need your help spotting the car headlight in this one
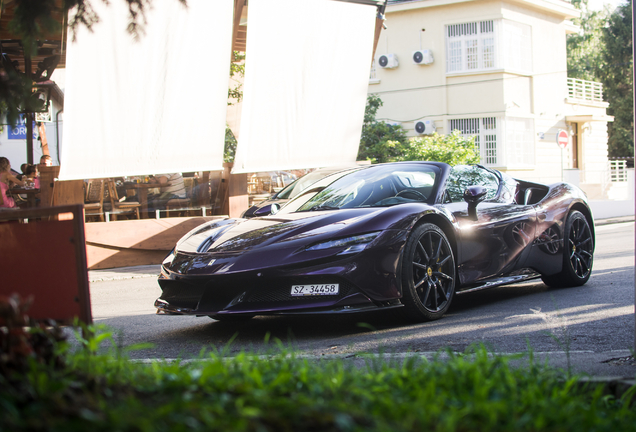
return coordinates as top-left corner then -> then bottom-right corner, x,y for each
306,232 -> 381,255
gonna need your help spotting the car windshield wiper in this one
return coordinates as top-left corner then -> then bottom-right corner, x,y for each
310,204 -> 340,211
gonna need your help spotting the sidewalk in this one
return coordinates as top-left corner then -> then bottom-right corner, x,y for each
89,264 -> 160,283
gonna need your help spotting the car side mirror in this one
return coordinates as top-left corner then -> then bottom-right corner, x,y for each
253,204 -> 273,217
254,203 -> 280,217
463,185 -> 487,219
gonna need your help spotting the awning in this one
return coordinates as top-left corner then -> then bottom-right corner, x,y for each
231,0 -> 378,174
58,0 -> 234,180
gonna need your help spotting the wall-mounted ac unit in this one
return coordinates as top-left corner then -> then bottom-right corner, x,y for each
415,120 -> 435,135
378,53 -> 399,69
412,49 -> 434,65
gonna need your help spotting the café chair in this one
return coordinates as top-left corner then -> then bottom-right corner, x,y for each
84,179 -> 105,222
106,179 -> 140,221
164,177 -> 193,216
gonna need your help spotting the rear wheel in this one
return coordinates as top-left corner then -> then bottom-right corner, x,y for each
400,223 -> 456,322
541,210 -> 594,287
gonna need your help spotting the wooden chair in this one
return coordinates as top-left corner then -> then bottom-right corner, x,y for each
84,179 -> 105,222
106,179 -> 140,221
164,177 -> 193,216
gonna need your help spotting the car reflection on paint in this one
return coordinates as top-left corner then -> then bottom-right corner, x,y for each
156,162 -> 594,323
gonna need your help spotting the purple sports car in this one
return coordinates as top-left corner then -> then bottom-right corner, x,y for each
155,162 -> 594,322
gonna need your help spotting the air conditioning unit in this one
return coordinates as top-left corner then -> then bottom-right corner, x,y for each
415,120 -> 435,135
378,53 -> 399,69
412,49 -> 434,65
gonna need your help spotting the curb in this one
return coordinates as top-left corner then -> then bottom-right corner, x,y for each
595,215 -> 634,226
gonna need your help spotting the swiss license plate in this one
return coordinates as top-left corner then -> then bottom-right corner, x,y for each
291,284 -> 339,296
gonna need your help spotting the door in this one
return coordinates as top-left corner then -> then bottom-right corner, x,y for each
444,165 -> 537,285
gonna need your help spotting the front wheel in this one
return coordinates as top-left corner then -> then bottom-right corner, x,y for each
400,223 -> 456,322
541,210 -> 594,287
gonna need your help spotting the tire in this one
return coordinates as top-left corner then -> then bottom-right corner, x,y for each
400,223 -> 456,322
541,210 -> 594,288
209,314 -> 255,322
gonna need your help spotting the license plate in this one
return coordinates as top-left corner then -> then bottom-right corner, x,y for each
291,284 -> 339,296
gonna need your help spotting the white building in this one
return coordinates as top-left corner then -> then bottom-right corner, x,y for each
370,0 -> 613,198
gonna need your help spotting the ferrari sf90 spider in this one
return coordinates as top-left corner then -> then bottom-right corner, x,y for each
155,162 -> 594,322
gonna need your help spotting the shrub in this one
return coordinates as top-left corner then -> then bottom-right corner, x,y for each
406,130 -> 480,165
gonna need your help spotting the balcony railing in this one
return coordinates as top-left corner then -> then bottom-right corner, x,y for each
567,78 -> 604,103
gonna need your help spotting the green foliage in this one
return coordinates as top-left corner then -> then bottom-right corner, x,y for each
224,126 -> 237,163
228,51 -> 245,105
406,131 -> 480,165
566,0 -> 610,81
600,2 -> 633,157
566,0 -> 634,157
2,327 -> 636,432
358,95 -> 410,163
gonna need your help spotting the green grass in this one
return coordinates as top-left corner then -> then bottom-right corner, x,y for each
1,327 -> 636,432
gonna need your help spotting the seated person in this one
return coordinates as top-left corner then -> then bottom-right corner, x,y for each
23,164 -> 39,188
17,163 -> 28,180
39,154 -> 53,167
0,157 -> 25,209
149,173 -> 187,211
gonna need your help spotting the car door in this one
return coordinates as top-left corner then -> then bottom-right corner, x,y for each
444,166 -> 537,286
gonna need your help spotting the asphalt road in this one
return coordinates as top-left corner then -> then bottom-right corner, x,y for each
87,221 -> 635,375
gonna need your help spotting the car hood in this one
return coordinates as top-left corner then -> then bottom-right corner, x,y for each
177,209 -> 382,253
178,202 -> 437,253
167,204 -> 437,275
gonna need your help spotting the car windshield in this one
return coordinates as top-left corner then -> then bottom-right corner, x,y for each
276,168 -> 351,200
287,164 -> 439,212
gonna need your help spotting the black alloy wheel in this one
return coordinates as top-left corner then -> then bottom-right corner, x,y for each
541,210 -> 594,287
401,223 -> 456,321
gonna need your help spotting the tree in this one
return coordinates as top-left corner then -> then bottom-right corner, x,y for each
405,131 -> 480,166
599,2 -> 633,157
566,0 -> 633,157
357,94 -> 410,163
566,0 -> 609,81
224,127 -> 237,163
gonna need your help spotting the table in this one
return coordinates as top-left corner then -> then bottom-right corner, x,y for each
123,182 -> 169,218
10,188 -> 40,208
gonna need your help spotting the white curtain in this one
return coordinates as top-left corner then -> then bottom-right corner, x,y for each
58,0 -> 234,180
231,0 -> 377,174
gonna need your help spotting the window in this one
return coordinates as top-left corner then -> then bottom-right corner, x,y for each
369,60 -> 377,81
445,20 -> 531,74
504,117 -> 535,167
449,117 -> 535,168
449,117 -> 500,166
445,165 -> 500,203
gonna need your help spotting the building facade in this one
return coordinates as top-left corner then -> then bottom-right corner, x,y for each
370,0 -> 612,197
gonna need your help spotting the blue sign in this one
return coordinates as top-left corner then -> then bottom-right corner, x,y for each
8,115 -> 27,140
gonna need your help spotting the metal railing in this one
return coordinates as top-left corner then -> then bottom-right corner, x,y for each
566,78 -> 604,103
